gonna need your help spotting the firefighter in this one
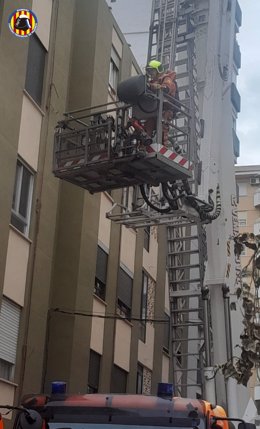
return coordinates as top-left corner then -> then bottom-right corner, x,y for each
145,60 -> 177,146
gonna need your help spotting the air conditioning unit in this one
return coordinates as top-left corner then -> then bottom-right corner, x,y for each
250,177 -> 260,185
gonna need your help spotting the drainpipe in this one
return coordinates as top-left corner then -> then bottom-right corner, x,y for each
202,286 -> 216,405
222,284 -> 238,417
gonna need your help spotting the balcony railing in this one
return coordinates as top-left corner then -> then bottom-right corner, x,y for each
233,129 -> 240,158
231,83 -> 241,113
235,0 -> 242,28
233,39 -> 241,70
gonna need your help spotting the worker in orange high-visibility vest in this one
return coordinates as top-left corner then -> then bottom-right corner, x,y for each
145,59 -> 178,146
0,414 -> 4,429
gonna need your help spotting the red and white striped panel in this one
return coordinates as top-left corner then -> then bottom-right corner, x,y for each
146,144 -> 192,170
59,152 -> 109,171
59,158 -> 85,171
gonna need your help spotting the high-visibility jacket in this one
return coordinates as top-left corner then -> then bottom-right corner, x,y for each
150,70 -> 177,97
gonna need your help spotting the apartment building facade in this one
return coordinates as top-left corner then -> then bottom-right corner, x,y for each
235,165 -> 260,238
0,0 -> 171,411
235,165 -> 260,400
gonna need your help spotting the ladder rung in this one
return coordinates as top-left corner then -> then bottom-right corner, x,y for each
173,352 -> 200,357
170,307 -> 203,313
175,59 -> 189,67
168,264 -> 200,270
172,338 -> 203,342
167,221 -> 197,228
175,383 -> 202,387
170,278 -> 201,285
168,249 -> 199,255
175,368 -> 200,372
169,290 -> 201,298
171,321 -> 204,327
168,235 -> 198,241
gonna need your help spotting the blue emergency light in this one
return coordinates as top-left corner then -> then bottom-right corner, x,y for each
51,381 -> 67,394
157,383 -> 174,399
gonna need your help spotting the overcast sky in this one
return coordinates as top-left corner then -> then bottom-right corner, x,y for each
108,0 -> 259,166
236,0 -> 260,166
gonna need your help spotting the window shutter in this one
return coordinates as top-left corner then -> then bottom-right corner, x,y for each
117,268 -> 133,309
111,365 -> 127,393
88,350 -> 101,391
96,246 -> 108,284
0,298 -> 20,364
111,46 -> 120,69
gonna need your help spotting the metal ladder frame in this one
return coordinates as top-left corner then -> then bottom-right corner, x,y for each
147,0 -> 212,397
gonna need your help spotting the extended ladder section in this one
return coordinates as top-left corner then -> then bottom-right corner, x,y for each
148,0 -> 211,398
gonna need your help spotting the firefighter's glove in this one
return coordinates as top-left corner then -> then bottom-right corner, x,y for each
150,83 -> 161,91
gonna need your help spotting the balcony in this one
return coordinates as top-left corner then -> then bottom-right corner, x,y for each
233,39 -> 241,70
254,190 -> 260,207
254,220 -> 260,235
233,129 -> 240,158
235,0 -> 242,28
231,83 -> 241,113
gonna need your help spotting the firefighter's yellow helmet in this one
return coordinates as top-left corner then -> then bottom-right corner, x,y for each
146,60 -> 164,73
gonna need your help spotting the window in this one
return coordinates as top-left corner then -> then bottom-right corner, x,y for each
139,272 -> 148,342
144,226 -> 150,251
11,160 -> 34,235
238,182 -> 247,196
136,363 -> 143,394
87,350 -> 101,393
109,47 -> 120,92
117,268 -> 133,319
111,365 -> 127,393
237,211 -> 247,227
163,313 -> 170,353
254,221 -> 260,236
94,246 -> 108,301
0,297 -> 21,381
25,34 -> 46,105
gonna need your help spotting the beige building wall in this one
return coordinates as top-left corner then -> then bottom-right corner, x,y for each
161,353 -> 170,382
3,229 -> 30,307
18,95 -> 42,171
114,319 -> 132,372
143,227 -> 158,280
120,227 -> 136,274
90,298 -> 106,355
32,0 -> 53,49
0,380 -> 17,419
138,323 -> 155,370
98,193 -> 113,249
0,0 -> 54,408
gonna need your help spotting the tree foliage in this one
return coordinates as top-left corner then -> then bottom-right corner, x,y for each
220,233 -> 260,386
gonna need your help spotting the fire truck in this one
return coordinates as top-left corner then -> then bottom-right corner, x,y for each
0,383 -> 256,429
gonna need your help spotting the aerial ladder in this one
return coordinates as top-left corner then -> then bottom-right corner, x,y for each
53,0 -> 220,399
147,0 -> 213,399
